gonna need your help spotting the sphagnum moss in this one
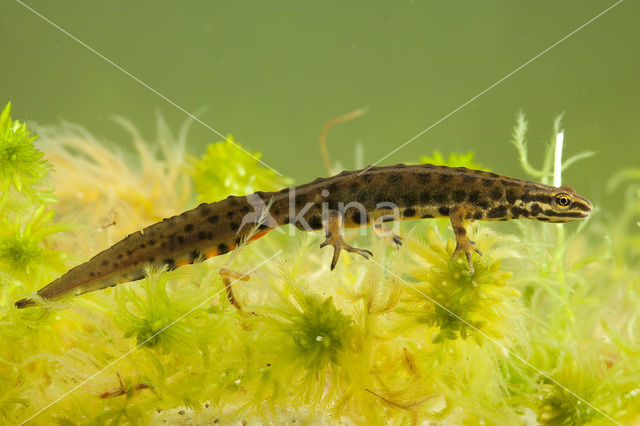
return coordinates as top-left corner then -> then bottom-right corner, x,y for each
3,103 -> 640,424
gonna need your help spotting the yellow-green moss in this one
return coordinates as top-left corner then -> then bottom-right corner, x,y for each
1,103 -> 639,424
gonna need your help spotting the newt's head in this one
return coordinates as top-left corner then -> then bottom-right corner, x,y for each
531,185 -> 592,223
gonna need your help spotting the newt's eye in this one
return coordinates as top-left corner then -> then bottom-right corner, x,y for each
554,193 -> 572,209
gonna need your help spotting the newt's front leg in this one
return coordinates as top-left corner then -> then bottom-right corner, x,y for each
320,210 -> 372,270
449,206 -> 483,274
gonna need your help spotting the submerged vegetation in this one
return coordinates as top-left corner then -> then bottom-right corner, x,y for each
1,102 -> 639,424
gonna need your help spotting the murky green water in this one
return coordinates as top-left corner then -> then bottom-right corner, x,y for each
1,1 -> 637,204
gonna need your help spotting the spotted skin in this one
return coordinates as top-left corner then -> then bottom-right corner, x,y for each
15,164 -> 592,308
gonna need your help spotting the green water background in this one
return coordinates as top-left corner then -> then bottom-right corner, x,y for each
1,1 -> 638,209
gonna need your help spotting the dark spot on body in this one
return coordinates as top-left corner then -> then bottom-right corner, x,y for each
198,231 -> 206,240
468,191 -> 481,204
101,259 -> 109,266
361,173 -> 374,183
230,221 -> 239,231
422,213 -> 434,218
515,206 -> 530,217
228,197 -> 239,206
417,173 -> 431,183
198,203 -> 212,216
530,203 -> 542,216
438,206 -> 450,216
404,208 -> 417,217
184,224 -> 194,232
490,188 -> 503,201
439,174 -> 451,183
420,191 -> 431,204
273,208 -> 281,216
375,193 -> 388,205
537,217 -> 549,221
401,192 -> 417,206
218,243 -> 229,254
452,190 -> 466,202
177,236 -> 185,245
356,190 -> 370,205
533,194 -> 553,204
296,193 -> 307,205
164,258 -> 175,270
433,191 -> 448,203
226,211 -> 235,219
241,205 -> 251,214
473,211 -> 483,220
328,182 -> 340,193
126,249 -> 133,255
89,271 -> 96,277
139,243 -> 146,249
208,215 -> 219,224
308,215 -> 323,229
148,239 -> 156,246
482,179 -> 494,187
207,232 -> 214,239
520,193 -> 533,203
117,253 -> 124,259
190,251 -> 201,262
349,182 -> 360,193
487,206 -> 507,218
506,189 -> 517,205
455,226 -> 467,235
351,212 -> 368,225
463,174 -> 477,183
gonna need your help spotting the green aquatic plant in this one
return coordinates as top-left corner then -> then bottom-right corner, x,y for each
396,227 -> 521,343
190,136 -> 292,202
0,207 -> 66,276
0,103 -> 53,210
250,280 -> 357,407
420,149 -> 488,171
3,105 -> 640,424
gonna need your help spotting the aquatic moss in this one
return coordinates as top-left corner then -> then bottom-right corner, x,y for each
190,136 -> 292,202
0,103 -> 53,210
2,104 -> 639,424
420,150 -> 488,171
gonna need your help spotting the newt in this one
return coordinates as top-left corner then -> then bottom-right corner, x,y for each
15,164 -> 592,309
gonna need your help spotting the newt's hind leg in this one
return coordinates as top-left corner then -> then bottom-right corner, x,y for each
320,210 -> 372,270
219,268 -> 250,310
449,206 -> 483,274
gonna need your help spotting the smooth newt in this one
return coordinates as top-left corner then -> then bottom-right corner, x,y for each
15,164 -> 592,309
